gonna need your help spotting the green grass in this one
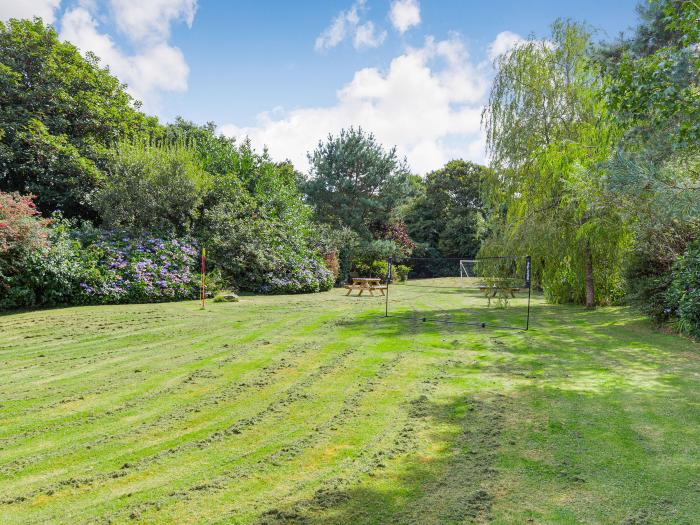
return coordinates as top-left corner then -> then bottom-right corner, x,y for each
1,281 -> 699,524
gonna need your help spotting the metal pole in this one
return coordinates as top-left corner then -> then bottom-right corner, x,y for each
385,257 -> 391,317
201,248 -> 206,309
525,255 -> 531,330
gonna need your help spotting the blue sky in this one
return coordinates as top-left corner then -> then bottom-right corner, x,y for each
1,0 -> 640,173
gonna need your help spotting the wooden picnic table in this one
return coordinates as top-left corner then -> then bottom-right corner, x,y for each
478,284 -> 521,306
344,277 -> 387,296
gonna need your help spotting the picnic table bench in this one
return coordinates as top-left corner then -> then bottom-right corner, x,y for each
344,277 -> 387,296
478,284 -> 521,306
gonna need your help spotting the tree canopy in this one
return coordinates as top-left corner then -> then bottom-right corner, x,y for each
0,18 -> 159,218
404,160 -> 488,259
482,20 -> 629,306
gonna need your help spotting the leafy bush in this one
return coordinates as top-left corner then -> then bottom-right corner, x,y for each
77,234 -> 198,304
666,242 -> 700,337
394,264 -> 411,283
0,192 -> 48,256
0,192 -> 57,309
260,257 -> 334,294
353,260 -> 389,281
94,142 -> 210,235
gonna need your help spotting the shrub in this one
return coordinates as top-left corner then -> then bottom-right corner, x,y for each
94,142 -> 210,235
394,264 -> 411,283
666,242 -> 700,337
0,192 -> 60,310
77,234 -> 199,304
260,257 -> 334,294
0,192 -> 48,256
353,259 -> 389,281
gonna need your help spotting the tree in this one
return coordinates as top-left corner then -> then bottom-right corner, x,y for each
164,120 -> 327,291
0,18 -> 160,218
304,127 -> 415,242
93,141 -> 210,235
596,0 -> 699,327
482,20 -> 629,307
404,160 -> 489,258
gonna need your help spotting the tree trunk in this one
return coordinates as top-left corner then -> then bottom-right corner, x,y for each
584,240 -> 595,309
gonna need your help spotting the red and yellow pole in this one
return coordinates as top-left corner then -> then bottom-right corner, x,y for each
201,248 -> 206,309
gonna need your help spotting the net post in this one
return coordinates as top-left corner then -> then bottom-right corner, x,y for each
525,255 -> 531,330
385,257 -> 392,317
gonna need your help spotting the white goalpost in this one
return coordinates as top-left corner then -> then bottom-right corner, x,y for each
459,259 -> 472,278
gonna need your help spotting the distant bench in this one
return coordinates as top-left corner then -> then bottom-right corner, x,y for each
344,277 -> 387,296
478,285 -> 521,306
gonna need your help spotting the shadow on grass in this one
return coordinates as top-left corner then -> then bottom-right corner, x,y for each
254,306 -> 700,524
351,304 -> 696,396
256,391 -> 510,525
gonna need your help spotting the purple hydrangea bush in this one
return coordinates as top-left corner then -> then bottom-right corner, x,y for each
79,235 -> 199,304
259,256 -> 334,294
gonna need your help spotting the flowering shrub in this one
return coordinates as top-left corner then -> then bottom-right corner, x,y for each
78,235 -> 199,304
0,192 -> 56,309
260,257 -> 334,294
0,192 -> 49,256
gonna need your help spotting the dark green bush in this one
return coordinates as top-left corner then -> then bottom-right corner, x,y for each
394,264 -> 411,283
666,242 -> 700,337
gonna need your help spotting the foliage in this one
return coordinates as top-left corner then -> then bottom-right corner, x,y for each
212,291 -> 240,303
0,18 -> 160,218
304,127 -> 416,242
665,241 -> 700,337
0,191 -> 48,255
0,192 -> 52,309
164,120 -> 330,294
93,141 -> 210,235
599,0 -> 699,150
260,256 -> 335,294
77,234 -> 198,304
371,220 -> 416,256
0,214 -> 85,310
482,20 -> 630,306
311,223 -> 361,284
596,0 -> 699,327
323,251 -> 340,280
404,160 -> 489,258
353,259 -> 389,281
393,264 -> 411,283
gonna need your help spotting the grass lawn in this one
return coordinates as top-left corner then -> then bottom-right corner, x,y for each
1,281 -> 699,524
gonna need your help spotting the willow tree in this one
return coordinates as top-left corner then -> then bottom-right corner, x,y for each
481,20 -> 629,307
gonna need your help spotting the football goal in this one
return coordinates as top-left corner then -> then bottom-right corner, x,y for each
384,256 -> 532,330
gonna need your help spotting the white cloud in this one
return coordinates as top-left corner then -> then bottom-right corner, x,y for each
315,1 -> 361,52
108,0 -> 196,43
389,0 -> 420,34
353,21 -> 386,49
0,0 -> 61,23
59,5 -> 190,112
315,0 -> 386,52
487,30 -> 524,61
220,34 -> 490,175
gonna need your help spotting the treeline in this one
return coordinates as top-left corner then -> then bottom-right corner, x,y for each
0,18 -> 485,309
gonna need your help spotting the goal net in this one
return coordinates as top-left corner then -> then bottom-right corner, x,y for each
385,256 -> 532,330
